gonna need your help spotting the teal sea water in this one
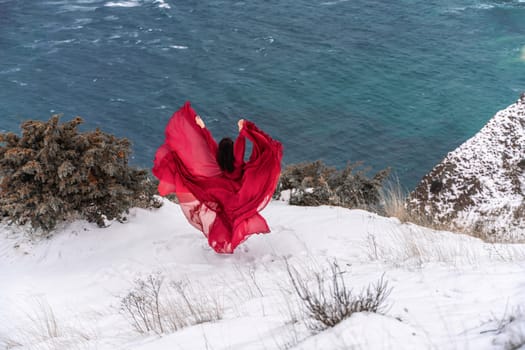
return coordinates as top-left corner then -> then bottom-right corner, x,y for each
1,0 -> 524,189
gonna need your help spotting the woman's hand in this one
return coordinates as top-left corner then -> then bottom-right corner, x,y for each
195,115 -> 205,128
238,119 -> 244,132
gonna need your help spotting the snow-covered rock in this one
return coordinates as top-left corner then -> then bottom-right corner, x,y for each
408,94 -> 525,241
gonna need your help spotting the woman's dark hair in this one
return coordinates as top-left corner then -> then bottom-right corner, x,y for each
217,137 -> 235,173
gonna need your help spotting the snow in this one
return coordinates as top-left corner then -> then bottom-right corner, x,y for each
1,199 -> 525,349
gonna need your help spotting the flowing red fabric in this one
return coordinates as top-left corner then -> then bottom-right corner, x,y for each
152,102 -> 283,254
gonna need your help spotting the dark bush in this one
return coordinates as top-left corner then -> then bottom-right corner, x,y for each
276,160 -> 390,210
0,115 -> 161,234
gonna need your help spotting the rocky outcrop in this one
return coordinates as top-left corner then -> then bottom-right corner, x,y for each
407,94 -> 525,241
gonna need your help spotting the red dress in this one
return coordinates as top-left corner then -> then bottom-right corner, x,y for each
152,102 -> 283,253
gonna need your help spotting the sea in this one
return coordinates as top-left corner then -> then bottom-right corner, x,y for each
1,0 -> 524,189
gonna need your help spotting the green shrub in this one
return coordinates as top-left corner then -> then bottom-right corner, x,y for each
0,115 -> 161,234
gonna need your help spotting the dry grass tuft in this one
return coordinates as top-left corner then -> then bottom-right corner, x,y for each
285,259 -> 391,331
380,178 -> 453,231
0,298 -> 96,350
120,273 -> 223,335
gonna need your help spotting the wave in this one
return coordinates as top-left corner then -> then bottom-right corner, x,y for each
0,67 -> 21,75
104,0 -> 140,7
59,4 -> 98,12
445,4 -> 493,13
44,0 -> 99,12
75,18 -> 94,25
10,80 -> 28,87
104,0 -> 170,8
445,0 -> 525,13
320,0 -> 349,5
46,0 -> 170,11
153,0 -> 170,9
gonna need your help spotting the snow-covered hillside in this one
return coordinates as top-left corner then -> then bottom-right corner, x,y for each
408,94 -> 525,241
1,199 -> 525,349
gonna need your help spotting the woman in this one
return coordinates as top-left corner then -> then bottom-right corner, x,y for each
153,102 -> 283,253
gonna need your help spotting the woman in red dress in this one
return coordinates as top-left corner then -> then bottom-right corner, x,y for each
152,102 -> 283,254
